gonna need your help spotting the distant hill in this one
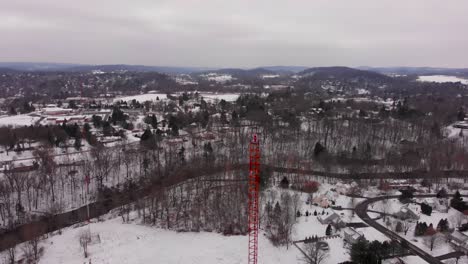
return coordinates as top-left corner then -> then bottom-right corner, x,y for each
0,67 -> 19,73
63,64 -> 216,74
259,66 -> 308,74
0,62 -> 215,74
198,68 -> 278,78
295,66 -> 395,94
359,66 -> 468,77
298,66 -> 393,82
0,62 -> 83,72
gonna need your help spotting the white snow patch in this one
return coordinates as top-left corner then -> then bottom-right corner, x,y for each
114,93 -> 168,103
0,114 -> 41,127
417,75 -> 468,84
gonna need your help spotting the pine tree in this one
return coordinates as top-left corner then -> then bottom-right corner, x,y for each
279,177 -> 289,188
436,188 -> 448,198
395,221 -> 403,233
74,137 -> 81,150
326,224 -> 332,236
314,142 -> 326,157
421,203 -> 432,216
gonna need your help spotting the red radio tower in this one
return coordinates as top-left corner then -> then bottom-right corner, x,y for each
247,133 -> 260,264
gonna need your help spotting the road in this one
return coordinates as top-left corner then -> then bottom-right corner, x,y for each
436,251 -> 465,260
355,194 -> 468,264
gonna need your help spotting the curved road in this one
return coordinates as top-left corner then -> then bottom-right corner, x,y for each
355,194 -> 468,264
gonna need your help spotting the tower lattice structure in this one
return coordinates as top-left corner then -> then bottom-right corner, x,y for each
247,134 -> 260,264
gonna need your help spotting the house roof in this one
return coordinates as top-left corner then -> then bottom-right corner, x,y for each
344,227 -> 363,240
450,231 -> 468,242
319,212 -> 340,222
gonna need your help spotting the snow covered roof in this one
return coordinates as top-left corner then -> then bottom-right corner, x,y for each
450,231 -> 468,243
344,227 -> 363,240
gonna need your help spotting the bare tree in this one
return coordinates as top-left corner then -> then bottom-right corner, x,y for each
301,242 -> 329,264
292,193 -> 301,220
424,233 -> 442,251
34,147 -> 57,202
22,237 -> 41,263
7,245 -> 15,264
402,220 -> 414,236
78,229 -> 92,258
91,145 -> 114,189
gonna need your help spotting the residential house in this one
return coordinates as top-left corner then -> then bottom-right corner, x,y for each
424,198 -> 449,213
448,231 -> 468,254
312,191 -> 338,208
395,206 -> 419,221
318,212 -> 343,226
343,227 -> 364,244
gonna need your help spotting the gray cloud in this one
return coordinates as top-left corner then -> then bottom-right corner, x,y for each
1,0 -> 467,67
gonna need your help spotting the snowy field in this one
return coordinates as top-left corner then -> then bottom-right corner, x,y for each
417,75 -> 468,84
201,73 -> 234,83
36,218 -> 300,264
261,74 -> 280,79
114,92 -> 239,103
113,93 -> 168,103
199,93 -> 240,102
0,114 -> 41,127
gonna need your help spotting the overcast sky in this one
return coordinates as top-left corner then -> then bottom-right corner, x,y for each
1,0 -> 467,68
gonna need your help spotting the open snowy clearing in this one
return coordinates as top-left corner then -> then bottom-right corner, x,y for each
114,92 -> 240,103
200,93 -> 240,102
417,75 -> 468,84
113,93 -> 168,103
0,114 -> 42,127
37,218 -> 301,264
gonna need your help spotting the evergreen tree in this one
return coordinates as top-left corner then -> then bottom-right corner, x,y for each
314,142 -> 326,157
395,221 -> 403,233
437,218 -> 449,232
151,114 -> 158,129
421,203 -> 432,216
74,137 -> 81,150
178,146 -> 185,163
279,177 -> 289,188
326,224 -> 332,236
451,191 -> 466,211
457,107 -> 465,121
436,188 -> 448,198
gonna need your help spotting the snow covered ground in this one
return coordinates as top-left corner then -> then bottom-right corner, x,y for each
200,73 -> 234,83
0,114 -> 42,127
200,93 -> 239,102
417,75 -> 468,84
113,93 -> 168,103
261,74 -> 280,79
114,92 -> 239,103
21,185 -> 363,264
36,218 -> 300,264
